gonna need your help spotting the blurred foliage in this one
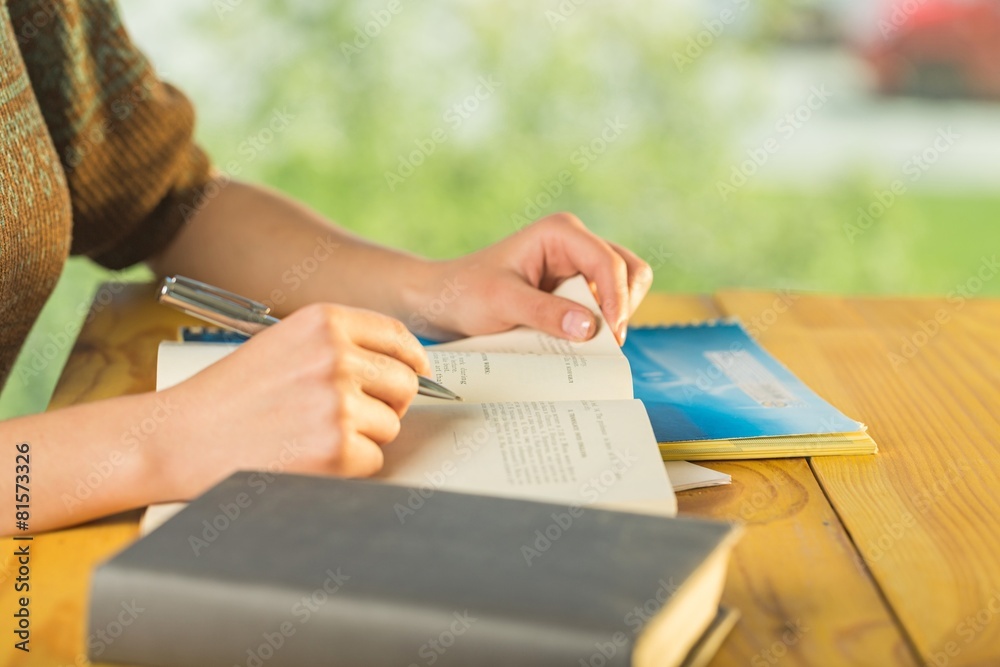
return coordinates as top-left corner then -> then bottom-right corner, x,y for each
176,0 -> 999,293
3,0 -> 999,418
190,0 -> 735,264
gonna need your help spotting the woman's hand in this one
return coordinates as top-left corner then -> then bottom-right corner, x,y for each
153,183 -> 651,345
408,213 -> 653,344
156,303 -> 429,499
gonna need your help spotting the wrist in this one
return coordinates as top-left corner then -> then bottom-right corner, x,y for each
141,386 -> 199,503
393,255 -> 447,328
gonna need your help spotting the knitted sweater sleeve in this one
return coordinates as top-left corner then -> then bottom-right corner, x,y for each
8,0 -> 213,270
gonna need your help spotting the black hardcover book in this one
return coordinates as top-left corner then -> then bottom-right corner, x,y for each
89,472 -> 741,667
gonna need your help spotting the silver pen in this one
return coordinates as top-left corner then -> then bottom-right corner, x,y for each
158,275 -> 462,401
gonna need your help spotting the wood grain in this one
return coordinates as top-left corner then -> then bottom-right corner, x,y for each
1,284 -> 198,667
0,286 -> 928,666
639,293 -> 917,667
716,290 -> 1000,667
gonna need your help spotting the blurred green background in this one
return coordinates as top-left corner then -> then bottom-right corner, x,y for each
4,0 -> 999,418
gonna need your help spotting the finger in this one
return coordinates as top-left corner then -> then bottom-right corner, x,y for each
335,307 -> 431,375
329,431 -> 385,477
344,390 -> 404,446
607,241 -> 654,318
497,280 -> 598,342
350,348 -> 420,416
540,217 -> 631,342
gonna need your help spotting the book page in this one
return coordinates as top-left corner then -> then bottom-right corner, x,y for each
157,341 -> 239,390
663,461 -> 732,492
414,350 -> 633,405
378,399 -> 677,516
157,342 -> 633,404
432,275 -> 622,357
141,399 -> 676,535
141,502 -> 186,534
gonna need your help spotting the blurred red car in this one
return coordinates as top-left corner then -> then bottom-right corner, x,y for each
865,0 -> 1000,98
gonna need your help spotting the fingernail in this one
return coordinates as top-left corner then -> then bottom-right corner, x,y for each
562,310 -> 594,341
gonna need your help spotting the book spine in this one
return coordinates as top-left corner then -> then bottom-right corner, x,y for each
88,564 -> 634,667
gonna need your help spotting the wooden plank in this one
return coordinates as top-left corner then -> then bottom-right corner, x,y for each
0,286 -> 916,666
636,294 -> 916,666
1,284 -> 195,667
47,283 -> 192,408
716,290 -> 1000,666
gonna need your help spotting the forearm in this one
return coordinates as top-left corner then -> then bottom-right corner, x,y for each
0,392 -> 177,535
148,179 -> 434,319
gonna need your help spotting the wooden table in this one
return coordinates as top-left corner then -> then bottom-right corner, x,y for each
4,284 -> 1000,666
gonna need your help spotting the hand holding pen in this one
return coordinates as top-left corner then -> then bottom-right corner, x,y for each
151,275 -> 456,489
159,275 -> 461,400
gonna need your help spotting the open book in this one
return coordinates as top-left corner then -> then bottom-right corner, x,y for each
144,276 -> 676,532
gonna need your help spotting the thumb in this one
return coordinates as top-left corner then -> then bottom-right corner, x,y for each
501,282 -> 598,342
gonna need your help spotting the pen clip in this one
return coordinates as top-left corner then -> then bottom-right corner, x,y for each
159,275 -> 276,335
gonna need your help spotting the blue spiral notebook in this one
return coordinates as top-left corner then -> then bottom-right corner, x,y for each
622,321 -> 876,460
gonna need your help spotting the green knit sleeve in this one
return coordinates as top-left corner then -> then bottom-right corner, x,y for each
9,0 -> 213,270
